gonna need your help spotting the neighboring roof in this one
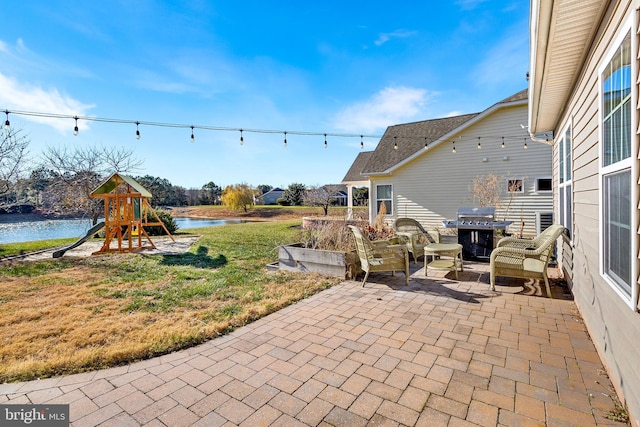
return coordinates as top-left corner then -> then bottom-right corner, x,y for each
342,151 -> 374,183
528,0 -> 608,133
91,173 -> 152,198
342,89 -> 529,180
361,113 -> 479,175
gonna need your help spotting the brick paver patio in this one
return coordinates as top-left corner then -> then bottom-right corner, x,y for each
0,261 -> 628,426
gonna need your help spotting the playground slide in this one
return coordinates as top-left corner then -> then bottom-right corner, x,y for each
52,221 -> 105,258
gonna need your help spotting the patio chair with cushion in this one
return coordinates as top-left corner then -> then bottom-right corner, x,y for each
393,217 -> 440,264
490,224 -> 567,297
348,225 -> 410,287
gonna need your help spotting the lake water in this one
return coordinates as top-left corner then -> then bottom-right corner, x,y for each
0,217 -> 243,244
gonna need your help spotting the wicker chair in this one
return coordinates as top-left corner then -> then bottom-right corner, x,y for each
392,218 -> 440,264
348,225 -> 410,287
490,224 -> 567,297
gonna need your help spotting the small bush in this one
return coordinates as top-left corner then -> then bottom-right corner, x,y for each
143,209 -> 179,236
276,198 -> 290,206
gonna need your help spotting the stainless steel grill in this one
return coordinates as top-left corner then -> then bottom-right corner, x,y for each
442,207 -> 512,261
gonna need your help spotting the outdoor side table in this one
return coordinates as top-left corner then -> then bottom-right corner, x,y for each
423,243 -> 464,279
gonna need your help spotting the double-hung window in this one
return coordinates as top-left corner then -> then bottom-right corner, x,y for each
558,127 -> 572,238
376,184 -> 393,215
600,30 -> 633,300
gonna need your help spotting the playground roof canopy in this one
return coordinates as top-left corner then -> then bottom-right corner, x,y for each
91,173 -> 152,198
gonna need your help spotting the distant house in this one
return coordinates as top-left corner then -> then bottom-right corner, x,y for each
255,187 -> 284,205
529,0 -> 640,423
343,89 -> 553,236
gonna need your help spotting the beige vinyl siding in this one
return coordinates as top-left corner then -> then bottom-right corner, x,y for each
549,1 -> 640,420
375,104 -> 552,236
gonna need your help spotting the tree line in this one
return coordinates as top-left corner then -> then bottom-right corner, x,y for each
0,128 -> 368,219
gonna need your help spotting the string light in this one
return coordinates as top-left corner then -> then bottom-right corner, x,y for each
239,129 -> 244,145
135,121 -> 140,140
190,126 -> 195,143
4,110 -> 9,130
324,134 -> 327,149
424,137 -> 428,150
283,131 -> 287,147
360,135 -> 364,149
501,137 -> 505,148
523,138 -> 528,149
477,137 -> 481,150
393,136 -> 398,150
73,116 -> 79,136
452,141 -> 456,153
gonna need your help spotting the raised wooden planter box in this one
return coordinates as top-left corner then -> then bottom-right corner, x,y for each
277,243 -> 361,279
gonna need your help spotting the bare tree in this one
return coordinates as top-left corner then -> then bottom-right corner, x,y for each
40,145 -> 143,224
303,185 -> 342,216
0,128 -> 29,198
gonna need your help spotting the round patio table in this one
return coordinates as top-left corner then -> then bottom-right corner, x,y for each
423,243 -> 464,279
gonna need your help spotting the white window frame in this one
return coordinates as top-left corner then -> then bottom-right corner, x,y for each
535,177 -> 553,193
558,125 -> 572,239
375,184 -> 393,216
506,178 -> 524,194
597,18 -> 637,309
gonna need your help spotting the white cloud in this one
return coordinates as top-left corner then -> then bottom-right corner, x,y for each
374,30 -> 417,46
333,86 -> 429,133
0,73 -> 94,133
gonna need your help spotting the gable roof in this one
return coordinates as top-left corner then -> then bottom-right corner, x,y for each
91,173 -> 152,198
342,151 -> 375,183
359,89 -> 528,176
362,113 -> 479,175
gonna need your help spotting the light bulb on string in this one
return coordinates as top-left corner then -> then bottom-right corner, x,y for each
523,138 -> 528,149
324,134 -> 327,149
190,126 -> 195,143
424,137 -> 428,150
73,116 -> 79,136
239,129 -> 244,145
135,121 -> 140,140
452,141 -> 456,153
477,137 -> 481,150
501,137 -> 505,148
4,110 -> 9,130
283,132 -> 287,147
360,135 -> 364,149
393,136 -> 398,150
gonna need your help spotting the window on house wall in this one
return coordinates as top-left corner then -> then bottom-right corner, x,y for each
376,184 -> 393,215
558,127 -> 572,238
600,30 -> 633,299
506,179 -> 523,193
536,178 -> 552,192
537,212 -> 554,234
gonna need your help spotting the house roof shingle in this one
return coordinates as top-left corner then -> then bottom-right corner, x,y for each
342,151 -> 375,183
362,113 -> 479,174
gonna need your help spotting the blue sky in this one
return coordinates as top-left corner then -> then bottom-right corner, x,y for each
0,1 -> 529,189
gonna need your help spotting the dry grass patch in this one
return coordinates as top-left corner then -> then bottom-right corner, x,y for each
0,220 -> 340,382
